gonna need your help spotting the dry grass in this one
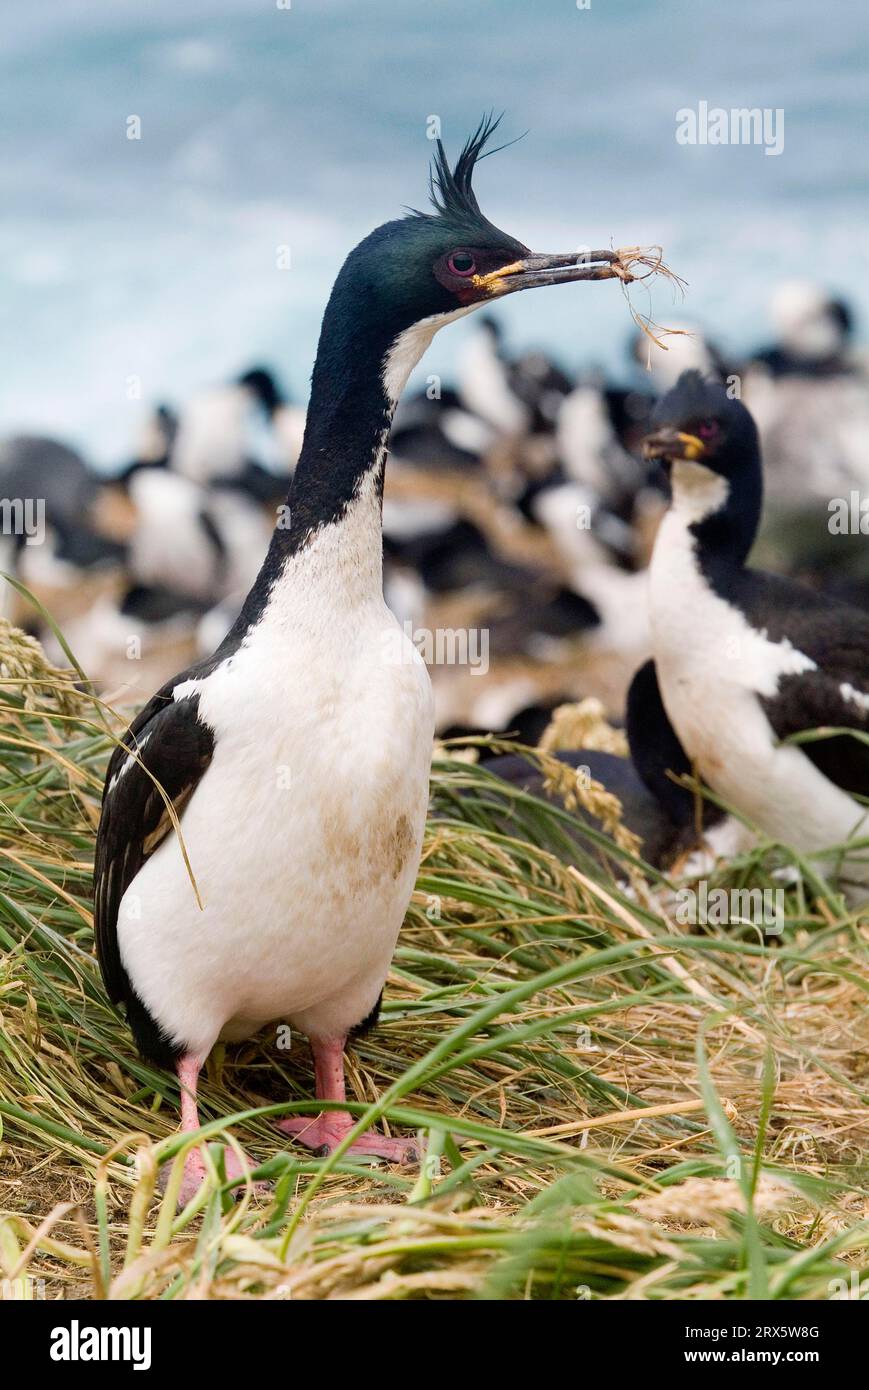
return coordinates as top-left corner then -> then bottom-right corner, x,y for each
0,618 -> 867,1301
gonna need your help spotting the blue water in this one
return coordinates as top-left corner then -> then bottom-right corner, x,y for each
2,0 -> 867,464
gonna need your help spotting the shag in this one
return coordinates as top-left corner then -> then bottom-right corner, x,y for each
390,386 -> 493,472
753,282 -> 855,379
632,371 -> 869,900
0,435 -> 124,599
170,365 -> 303,490
94,116 -> 634,1203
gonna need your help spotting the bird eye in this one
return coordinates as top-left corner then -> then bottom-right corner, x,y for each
698,419 -> 719,439
447,251 -> 477,277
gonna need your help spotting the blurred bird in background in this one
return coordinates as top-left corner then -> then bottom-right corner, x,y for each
2,281 -> 867,740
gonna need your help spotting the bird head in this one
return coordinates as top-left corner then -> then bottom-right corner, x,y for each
642,371 -> 760,517
238,367 -> 285,414
317,115 -> 629,404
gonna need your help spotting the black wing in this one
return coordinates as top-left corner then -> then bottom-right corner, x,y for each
626,658 -> 698,828
732,570 -> 869,797
93,677 -> 215,1008
487,747 -> 690,868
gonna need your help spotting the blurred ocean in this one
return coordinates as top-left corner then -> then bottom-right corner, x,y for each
1,0 -> 867,466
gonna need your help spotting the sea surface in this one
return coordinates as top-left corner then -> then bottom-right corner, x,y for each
2,0 -> 868,465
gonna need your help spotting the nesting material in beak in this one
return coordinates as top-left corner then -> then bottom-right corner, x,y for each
476,245 -> 681,297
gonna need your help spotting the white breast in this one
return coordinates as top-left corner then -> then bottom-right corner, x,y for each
117,481 -> 435,1056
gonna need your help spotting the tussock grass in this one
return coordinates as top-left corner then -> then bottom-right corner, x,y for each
0,618 -> 866,1300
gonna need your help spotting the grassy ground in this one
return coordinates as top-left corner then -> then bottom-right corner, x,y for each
0,617 -> 866,1301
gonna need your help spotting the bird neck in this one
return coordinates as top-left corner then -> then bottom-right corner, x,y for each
691,477 -> 762,580
289,346 -> 394,539
668,452 -> 763,576
284,304 -> 451,550
231,309 -> 434,633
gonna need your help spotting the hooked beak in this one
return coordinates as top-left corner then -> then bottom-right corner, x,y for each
474,250 -> 632,296
642,427 -> 708,464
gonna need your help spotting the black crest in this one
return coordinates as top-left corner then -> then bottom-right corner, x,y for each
652,369 -> 720,423
429,113 -> 505,220
412,113 -> 523,248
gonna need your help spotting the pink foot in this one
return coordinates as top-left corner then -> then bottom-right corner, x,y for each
220,1145 -> 271,1196
176,1149 -> 207,1207
162,1145 -> 269,1208
167,1055 -> 270,1207
277,1113 -> 420,1165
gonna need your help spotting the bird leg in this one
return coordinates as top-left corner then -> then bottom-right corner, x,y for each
277,1036 -> 420,1164
167,1053 -> 263,1206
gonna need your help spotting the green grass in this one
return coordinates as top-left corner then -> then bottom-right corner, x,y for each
0,617 -> 867,1300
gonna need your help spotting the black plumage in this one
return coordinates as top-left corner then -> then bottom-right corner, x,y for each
732,574 -> 869,796
94,675 -> 216,1065
626,658 -> 719,832
485,749 -> 694,868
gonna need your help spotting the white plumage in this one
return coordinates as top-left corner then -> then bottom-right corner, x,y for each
117,467 -> 434,1058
